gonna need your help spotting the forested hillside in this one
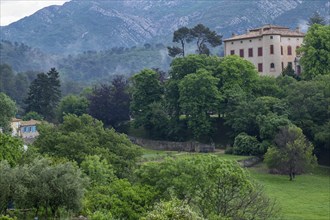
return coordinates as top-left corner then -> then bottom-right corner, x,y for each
0,41 -> 171,82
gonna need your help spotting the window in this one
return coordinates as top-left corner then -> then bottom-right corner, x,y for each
240,41 -> 243,44
249,39 -> 252,42
270,36 -> 273,39
258,63 -> 263,72
288,62 -> 293,68
270,45 -> 274,54
248,48 -> 253,57
288,46 -> 292,55
281,46 -> 283,55
239,49 -> 244,57
231,42 -> 234,45
282,62 -> 284,71
270,63 -> 275,71
258,47 -> 263,56
230,50 -> 235,55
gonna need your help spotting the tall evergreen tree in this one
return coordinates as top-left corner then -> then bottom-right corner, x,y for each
25,68 -> 61,121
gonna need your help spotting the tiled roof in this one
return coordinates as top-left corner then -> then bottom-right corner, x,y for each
224,24 -> 305,42
11,118 -> 22,122
20,120 -> 41,126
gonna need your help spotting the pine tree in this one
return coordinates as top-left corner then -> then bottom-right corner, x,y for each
25,68 -> 61,121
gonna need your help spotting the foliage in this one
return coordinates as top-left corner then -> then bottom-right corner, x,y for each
142,198 -> 203,220
83,179 -> 156,220
233,133 -> 260,156
179,69 -> 221,139
225,95 -> 288,138
0,133 -> 24,167
89,75 -> 130,127
191,24 -> 222,55
25,68 -> 61,121
285,75 -> 330,163
135,155 -> 278,219
253,76 -> 284,98
264,126 -> 317,180
80,155 -> 116,186
0,158 -> 88,217
281,62 -> 300,80
167,27 -> 193,57
22,111 -> 43,121
0,93 -> 17,133
168,24 -> 221,57
299,24 -> 330,79
166,54 -> 220,122
34,114 -> 142,177
216,55 -> 258,93
57,95 -> 89,122
130,69 -> 164,134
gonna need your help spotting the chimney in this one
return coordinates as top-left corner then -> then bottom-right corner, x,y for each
296,26 -> 300,32
232,33 -> 236,37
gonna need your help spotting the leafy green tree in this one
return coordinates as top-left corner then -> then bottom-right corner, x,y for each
34,114 -> 141,177
179,69 -> 221,139
130,69 -> 163,132
166,55 -> 220,120
225,96 -> 288,139
0,93 -> 16,133
25,68 -> 61,121
136,155 -> 278,219
281,62 -> 300,80
299,24 -> 330,79
80,155 -> 116,186
253,76 -> 284,98
233,133 -> 260,156
308,11 -> 326,26
142,198 -> 203,220
216,55 -> 258,93
191,24 -> 222,55
167,27 -> 193,57
257,113 -> 292,141
22,111 -> 43,121
0,158 -> 88,218
57,95 -> 89,122
0,133 -> 24,167
265,126 -> 317,180
83,179 -> 156,220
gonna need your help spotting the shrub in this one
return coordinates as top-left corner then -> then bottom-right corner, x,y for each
233,133 -> 260,155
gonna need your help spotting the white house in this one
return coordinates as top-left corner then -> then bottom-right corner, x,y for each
223,24 -> 305,77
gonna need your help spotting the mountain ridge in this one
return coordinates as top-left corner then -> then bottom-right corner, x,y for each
1,0 -> 328,54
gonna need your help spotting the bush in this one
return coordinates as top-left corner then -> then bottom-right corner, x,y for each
233,133 -> 260,156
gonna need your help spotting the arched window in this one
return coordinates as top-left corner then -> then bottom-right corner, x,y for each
288,46 -> 292,55
270,63 -> 275,69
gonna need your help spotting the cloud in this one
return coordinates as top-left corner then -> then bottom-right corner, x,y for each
0,0 -> 69,26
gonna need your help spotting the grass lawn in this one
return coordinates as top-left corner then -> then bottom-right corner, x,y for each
249,164 -> 330,220
140,148 -> 251,162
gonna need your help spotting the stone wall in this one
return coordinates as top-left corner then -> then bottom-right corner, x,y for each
129,137 -> 215,153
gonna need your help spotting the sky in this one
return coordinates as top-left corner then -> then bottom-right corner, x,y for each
0,0 -> 69,26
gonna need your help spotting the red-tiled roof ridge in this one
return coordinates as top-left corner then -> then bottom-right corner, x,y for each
20,119 -> 41,126
224,24 -> 304,42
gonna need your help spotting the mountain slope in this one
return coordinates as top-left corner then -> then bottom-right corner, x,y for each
1,0 -> 328,54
